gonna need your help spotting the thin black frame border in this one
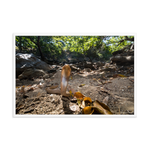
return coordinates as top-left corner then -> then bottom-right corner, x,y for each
10,30 -> 140,120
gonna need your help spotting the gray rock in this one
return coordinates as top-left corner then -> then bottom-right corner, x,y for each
16,53 -> 51,76
18,68 -> 48,80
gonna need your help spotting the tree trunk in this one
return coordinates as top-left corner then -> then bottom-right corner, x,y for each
37,36 -> 45,61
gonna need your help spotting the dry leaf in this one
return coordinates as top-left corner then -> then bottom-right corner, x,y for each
103,81 -> 108,84
27,87 -> 34,92
90,109 -> 95,115
77,99 -> 81,104
74,92 -> 84,99
107,80 -> 112,83
20,86 -> 25,94
27,85 -> 31,87
93,100 -> 113,114
16,105 -> 24,110
82,99 -> 113,115
32,84 -> 37,88
82,106 -> 94,115
97,80 -> 102,85
81,100 -> 85,108
100,87 -> 104,91
77,99 -> 82,107
82,106 -> 93,114
69,90 -> 74,97
83,97 -> 92,103
113,74 -> 119,78
79,71 -> 84,74
79,84 -> 85,87
118,74 -> 126,77
93,78 -> 97,80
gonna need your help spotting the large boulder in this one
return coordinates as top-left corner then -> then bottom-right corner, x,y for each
16,53 -> 52,77
18,68 -> 48,80
111,49 -> 134,65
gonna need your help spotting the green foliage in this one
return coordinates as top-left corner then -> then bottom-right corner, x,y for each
15,36 -> 65,59
61,36 -> 111,61
16,36 -> 36,51
15,35 -> 134,61
106,36 -> 134,53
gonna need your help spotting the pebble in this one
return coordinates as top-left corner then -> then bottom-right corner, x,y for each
69,104 -> 79,112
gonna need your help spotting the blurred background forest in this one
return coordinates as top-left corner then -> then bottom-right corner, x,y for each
15,36 -> 134,64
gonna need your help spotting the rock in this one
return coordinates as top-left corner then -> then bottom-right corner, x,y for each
70,65 -> 80,71
43,74 -> 49,79
16,53 -> 52,77
69,103 -> 80,112
84,62 -> 93,69
110,56 -> 134,63
18,68 -> 48,80
111,49 -> 134,65
51,70 -> 61,85
112,49 -> 124,56
84,68 -> 91,72
96,61 -> 105,67
104,63 -> 110,68
101,67 -> 115,72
